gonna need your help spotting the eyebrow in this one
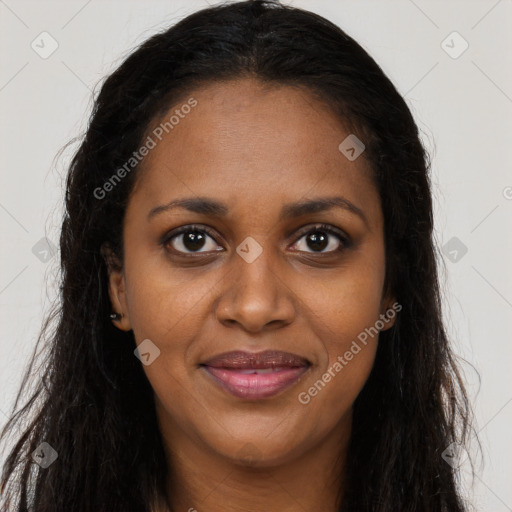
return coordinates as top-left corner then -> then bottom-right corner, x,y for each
147,196 -> 369,226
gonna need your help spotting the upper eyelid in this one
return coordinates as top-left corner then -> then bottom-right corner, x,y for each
292,223 -> 348,241
164,223 -> 348,248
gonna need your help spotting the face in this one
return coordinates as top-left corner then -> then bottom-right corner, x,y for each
105,78 -> 395,468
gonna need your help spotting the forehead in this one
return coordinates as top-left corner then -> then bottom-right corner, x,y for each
128,78 -> 380,226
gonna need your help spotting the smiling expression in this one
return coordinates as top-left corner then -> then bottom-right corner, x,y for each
106,77 -> 395,467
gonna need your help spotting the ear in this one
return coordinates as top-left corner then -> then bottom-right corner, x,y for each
101,242 -> 132,332
379,292 -> 400,331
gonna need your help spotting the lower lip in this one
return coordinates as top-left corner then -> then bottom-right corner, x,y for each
201,366 -> 309,400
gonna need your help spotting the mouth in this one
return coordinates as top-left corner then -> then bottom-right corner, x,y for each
199,350 -> 311,400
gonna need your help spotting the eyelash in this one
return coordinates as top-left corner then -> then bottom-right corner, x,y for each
161,223 -> 351,257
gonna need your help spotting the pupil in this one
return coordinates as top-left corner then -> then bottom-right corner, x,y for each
307,231 -> 328,251
184,231 -> 205,251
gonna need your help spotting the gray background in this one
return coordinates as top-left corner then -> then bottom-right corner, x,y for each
1,0 -> 511,510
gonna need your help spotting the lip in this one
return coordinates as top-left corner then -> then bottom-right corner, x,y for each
200,350 -> 311,400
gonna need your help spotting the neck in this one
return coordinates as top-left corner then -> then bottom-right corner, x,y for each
159,415 -> 351,512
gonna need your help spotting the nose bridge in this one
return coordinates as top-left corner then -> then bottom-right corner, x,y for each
235,236 -> 277,291
214,235 -> 295,331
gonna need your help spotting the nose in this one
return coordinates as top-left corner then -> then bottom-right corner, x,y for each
214,245 -> 296,333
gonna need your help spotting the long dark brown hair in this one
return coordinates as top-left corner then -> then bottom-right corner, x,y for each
0,1 -> 473,510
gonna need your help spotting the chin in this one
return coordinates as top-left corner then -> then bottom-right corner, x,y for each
211,434 -> 306,469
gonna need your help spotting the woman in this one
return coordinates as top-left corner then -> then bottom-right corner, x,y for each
0,1 -> 473,510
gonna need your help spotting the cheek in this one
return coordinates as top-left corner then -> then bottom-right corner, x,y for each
300,247 -> 386,350
122,251 -> 228,407
123,252 -> 220,340
295,295 -> 381,430
295,249 -> 385,408
122,260 -> 209,420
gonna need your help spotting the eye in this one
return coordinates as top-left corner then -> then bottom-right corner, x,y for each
290,223 -> 350,254
162,225 -> 223,255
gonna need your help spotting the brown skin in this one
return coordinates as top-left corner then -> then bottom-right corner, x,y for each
105,78 -> 395,512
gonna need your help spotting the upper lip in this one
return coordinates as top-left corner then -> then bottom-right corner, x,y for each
201,350 -> 310,370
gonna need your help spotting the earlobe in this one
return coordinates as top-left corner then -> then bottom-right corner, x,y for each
100,243 -> 132,332
379,296 -> 400,331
